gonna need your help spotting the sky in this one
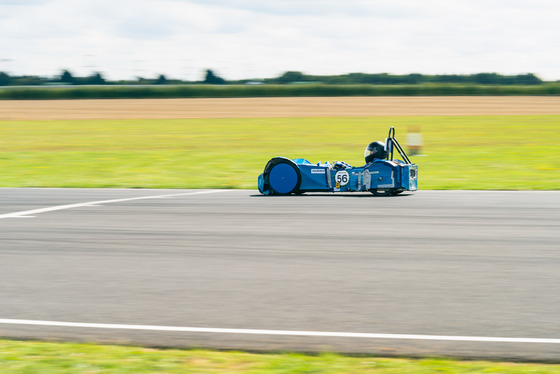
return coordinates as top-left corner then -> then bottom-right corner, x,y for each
0,0 -> 559,82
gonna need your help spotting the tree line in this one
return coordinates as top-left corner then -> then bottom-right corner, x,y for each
0,69 -> 549,86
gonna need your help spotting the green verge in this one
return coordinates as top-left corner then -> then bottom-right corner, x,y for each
0,115 -> 558,189
2,339 -> 560,373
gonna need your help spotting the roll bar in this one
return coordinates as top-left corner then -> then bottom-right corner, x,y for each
386,126 -> 412,164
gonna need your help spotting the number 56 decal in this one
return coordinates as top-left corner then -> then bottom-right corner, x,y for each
334,170 -> 350,187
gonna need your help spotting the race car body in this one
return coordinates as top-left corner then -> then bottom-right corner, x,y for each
258,127 -> 418,196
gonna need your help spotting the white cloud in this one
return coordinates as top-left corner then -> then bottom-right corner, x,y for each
0,0 -> 558,81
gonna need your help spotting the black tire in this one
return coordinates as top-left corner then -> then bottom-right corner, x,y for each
370,189 -> 397,196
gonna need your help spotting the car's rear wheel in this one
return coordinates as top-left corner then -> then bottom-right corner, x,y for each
268,161 -> 301,195
370,189 -> 396,196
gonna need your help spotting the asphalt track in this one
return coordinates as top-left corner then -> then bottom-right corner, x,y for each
1,188 -> 559,361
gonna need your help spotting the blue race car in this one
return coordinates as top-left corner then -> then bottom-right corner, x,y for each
258,127 -> 418,196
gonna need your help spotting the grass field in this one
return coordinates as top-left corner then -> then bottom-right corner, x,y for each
0,115 -> 558,189
2,339 -> 560,373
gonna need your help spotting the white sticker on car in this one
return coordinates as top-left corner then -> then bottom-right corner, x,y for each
311,169 -> 326,174
335,170 -> 350,186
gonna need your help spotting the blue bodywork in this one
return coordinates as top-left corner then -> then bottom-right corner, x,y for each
258,127 -> 418,196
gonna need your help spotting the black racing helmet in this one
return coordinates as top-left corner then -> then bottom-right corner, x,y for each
364,141 -> 387,163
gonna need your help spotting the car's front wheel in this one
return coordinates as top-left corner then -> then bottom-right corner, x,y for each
268,160 -> 301,195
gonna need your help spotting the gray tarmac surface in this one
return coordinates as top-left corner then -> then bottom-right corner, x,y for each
1,188 -> 559,361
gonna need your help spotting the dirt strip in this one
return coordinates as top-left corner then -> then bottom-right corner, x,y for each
1,96 -> 560,120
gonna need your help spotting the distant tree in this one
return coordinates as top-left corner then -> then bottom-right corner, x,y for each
13,75 -> 46,86
86,72 -> 106,85
155,74 -> 167,84
406,73 -> 424,84
59,70 -> 75,84
0,71 -> 11,85
204,69 -> 226,84
434,74 -> 469,84
516,73 -> 541,85
277,71 -> 306,84
473,73 -> 501,85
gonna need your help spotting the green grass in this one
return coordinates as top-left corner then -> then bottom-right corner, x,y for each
0,115 -> 558,189
2,339 -> 560,373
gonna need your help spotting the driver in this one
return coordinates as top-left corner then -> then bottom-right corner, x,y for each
364,141 -> 387,163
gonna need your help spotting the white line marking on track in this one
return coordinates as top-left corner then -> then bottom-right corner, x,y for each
1,319 -> 559,344
0,190 -> 226,219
